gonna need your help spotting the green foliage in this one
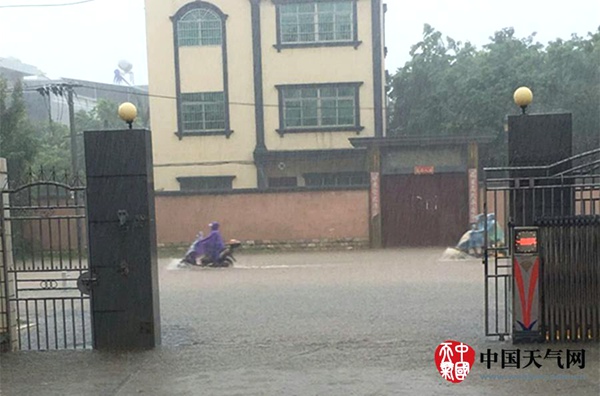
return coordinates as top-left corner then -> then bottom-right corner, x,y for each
31,122 -> 71,171
540,30 -> 600,152
1,82 -> 147,181
0,78 -> 38,182
73,99 -> 145,171
76,98 -> 145,131
389,25 -> 600,163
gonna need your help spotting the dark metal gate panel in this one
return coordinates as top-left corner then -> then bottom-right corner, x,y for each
484,148 -> 600,341
538,217 -> 599,342
1,170 -> 91,350
382,173 -> 468,247
483,177 -> 514,340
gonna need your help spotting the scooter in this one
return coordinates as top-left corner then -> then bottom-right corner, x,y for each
180,239 -> 241,268
455,213 -> 505,257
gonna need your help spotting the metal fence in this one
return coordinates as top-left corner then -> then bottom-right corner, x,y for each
483,148 -> 600,341
1,169 -> 91,350
537,216 -> 599,342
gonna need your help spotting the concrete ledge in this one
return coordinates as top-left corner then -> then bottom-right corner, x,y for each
158,238 -> 370,255
241,238 -> 370,251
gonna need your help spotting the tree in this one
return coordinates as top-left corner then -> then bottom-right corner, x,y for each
0,78 -> 38,183
540,31 -> 600,152
76,98 -> 145,130
31,122 -> 71,171
72,98 -> 147,171
1,82 -> 150,183
389,25 -> 600,163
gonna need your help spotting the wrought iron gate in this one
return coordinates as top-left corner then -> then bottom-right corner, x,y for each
1,170 -> 91,350
483,148 -> 600,341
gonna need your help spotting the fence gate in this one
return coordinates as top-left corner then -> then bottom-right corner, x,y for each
1,170 -> 91,350
483,148 -> 600,341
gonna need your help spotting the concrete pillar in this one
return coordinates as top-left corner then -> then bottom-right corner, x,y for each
0,158 -> 17,352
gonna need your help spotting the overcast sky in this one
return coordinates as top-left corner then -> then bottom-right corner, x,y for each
0,0 -> 598,86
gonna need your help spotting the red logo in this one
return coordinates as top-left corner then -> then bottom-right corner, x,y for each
434,340 -> 476,383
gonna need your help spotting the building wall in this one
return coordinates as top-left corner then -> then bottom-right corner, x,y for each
146,0 -> 385,191
146,0 -> 257,191
261,0 -> 377,151
382,147 -> 467,175
155,189 -> 369,244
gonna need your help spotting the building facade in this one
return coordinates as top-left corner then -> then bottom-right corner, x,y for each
145,0 -> 387,192
0,58 -> 149,129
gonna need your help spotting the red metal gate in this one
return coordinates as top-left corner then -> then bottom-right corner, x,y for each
381,173 -> 468,247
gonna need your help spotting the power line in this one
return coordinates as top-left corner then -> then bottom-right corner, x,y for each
18,83 -> 380,111
0,0 -> 95,8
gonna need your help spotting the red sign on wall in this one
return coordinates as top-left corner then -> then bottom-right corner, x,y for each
414,166 -> 435,175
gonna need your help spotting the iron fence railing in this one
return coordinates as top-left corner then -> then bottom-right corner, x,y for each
483,149 -> 600,341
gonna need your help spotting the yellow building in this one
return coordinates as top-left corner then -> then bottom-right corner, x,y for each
145,0 -> 386,192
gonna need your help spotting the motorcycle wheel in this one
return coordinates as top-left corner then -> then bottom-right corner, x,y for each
181,257 -> 195,266
221,257 -> 234,267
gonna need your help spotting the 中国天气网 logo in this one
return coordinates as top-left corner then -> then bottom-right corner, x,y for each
435,341 -> 586,384
434,340 -> 476,383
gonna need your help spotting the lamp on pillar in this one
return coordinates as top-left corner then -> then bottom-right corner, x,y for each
507,85 -> 573,226
513,87 -> 533,115
118,102 -> 137,129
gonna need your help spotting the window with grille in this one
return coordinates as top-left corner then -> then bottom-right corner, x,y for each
177,176 -> 234,191
279,84 -> 360,131
181,92 -> 226,133
177,8 -> 222,47
304,172 -> 368,187
279,1 -> 354,44
268,177 -> 298,189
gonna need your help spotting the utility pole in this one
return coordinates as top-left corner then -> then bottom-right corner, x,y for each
36,83 -> 81,175
67,86 -> 78,176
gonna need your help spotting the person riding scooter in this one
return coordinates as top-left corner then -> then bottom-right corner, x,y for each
179,231 -> 204,265
179,222 -> 239,267
455,213 -> 505,257
199,222 -> 225,266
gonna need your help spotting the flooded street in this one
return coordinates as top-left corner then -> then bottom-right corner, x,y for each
160,249 -> 483,350
1,248 -> 598,395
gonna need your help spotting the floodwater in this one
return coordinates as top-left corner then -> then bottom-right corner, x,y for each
1,248 -> 598,396
439,247 -> 475,261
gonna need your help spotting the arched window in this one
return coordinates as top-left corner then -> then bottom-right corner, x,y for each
177,8 -> 222,47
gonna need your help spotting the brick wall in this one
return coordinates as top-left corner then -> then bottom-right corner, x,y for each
155,189 -> 369,248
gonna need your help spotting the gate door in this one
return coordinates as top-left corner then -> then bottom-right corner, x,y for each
483,148 -> 600,341
382,173 -> 468,247
1,171 -> 91,350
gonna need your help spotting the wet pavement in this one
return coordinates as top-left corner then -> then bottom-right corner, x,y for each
1,248 -> 598,395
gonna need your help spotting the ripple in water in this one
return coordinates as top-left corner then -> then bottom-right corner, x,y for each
439,247 -> 473,261
166,259 -> 190,271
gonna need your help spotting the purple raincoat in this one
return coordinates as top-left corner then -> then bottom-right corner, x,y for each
199,222 -> 225,262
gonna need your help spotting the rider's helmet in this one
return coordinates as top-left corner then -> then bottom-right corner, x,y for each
209,222 -> 220,231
